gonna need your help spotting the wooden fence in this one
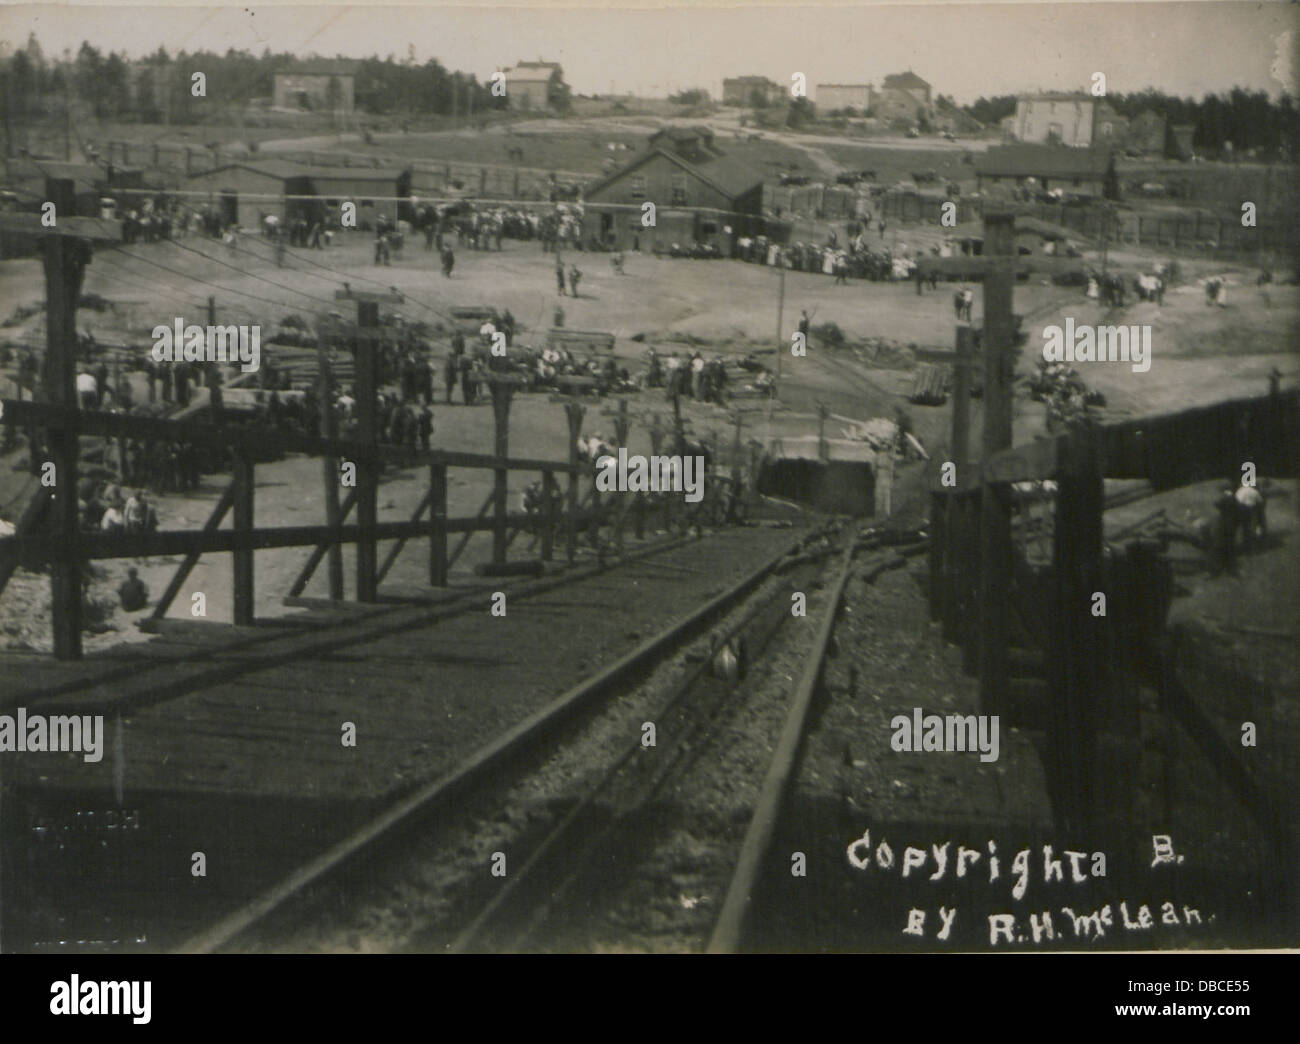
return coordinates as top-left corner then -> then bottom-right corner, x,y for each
928,391 -> 1299,849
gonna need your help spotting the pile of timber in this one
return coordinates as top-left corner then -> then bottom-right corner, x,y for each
908,363 -> 949,406
547,329 -> 615,355
450,306 -> 501,333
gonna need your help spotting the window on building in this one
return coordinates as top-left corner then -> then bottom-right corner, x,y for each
628,175 -> 646,200
670,174 -> 688,205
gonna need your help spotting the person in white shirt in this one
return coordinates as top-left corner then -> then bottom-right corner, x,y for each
77,372 -> 98,409
100,503 -> 125,532
1234,483 -> 1265,549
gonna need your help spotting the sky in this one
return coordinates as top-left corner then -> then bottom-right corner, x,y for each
1,1 -> 1295,102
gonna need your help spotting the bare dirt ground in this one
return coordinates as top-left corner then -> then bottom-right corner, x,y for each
1,219 -> 1295,646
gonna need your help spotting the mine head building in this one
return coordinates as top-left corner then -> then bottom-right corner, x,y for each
583,126 -> 765,252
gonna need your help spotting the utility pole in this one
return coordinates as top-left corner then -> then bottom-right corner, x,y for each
769,262 -> 785,426
316,317 -> 344,599
335,286 -> 404,602
978,212 -> 1017,718
0,178 -> 120,658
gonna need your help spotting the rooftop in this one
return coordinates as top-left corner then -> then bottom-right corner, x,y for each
976,144 -> 1115,179
881,71 -> 930,90
187,161 -> 408,183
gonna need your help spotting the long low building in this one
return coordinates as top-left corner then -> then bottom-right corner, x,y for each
975,145 -> 1119,198
185,161 -> 413,228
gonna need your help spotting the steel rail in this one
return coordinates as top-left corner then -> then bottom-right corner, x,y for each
176,526 -> 817,954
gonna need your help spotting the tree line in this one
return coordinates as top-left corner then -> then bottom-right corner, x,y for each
0,33 -> 507,131
961,89 -> 1297,157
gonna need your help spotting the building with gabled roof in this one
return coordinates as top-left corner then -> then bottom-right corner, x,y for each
504,61 -> 565,111
871,71 -> 932,125
583,125 -> 766,251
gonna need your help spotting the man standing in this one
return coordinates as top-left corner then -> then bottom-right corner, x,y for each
568,265 -> 582,298
1235,482 -> 1266,551
117,567 -> 149,612
556,257 -> 568,296
418,406 -> 433,450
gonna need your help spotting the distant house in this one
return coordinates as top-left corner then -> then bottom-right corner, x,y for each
504,61 -> 565,111
186,160 -> 411,228
871,72 -> 932,124
975,144 -> 1119,198
583,125 -> 765,251
816,84 -> 872,112
722,76 -> 786,107
273,60 -> 359,115
1012,93 -> 1129,149
1126,111 -> 1168,155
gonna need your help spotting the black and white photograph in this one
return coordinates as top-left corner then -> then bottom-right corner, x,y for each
0,0 -> 1295,971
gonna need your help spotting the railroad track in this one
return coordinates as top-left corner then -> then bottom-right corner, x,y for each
175,522 -> 832,953
179,520 -> 928,953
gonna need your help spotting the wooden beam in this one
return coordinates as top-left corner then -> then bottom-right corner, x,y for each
0,401 -> 581,474
7,512 -> 601,562
0,213 -> 123,241
232,453 -> 255,625
151,483 -> 235,619
287,488 -> 357,599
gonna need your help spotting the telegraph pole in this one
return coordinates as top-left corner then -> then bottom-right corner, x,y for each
769,262 -> 785,426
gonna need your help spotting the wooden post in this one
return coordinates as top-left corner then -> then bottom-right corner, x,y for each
232,451 -> 254,625
355,300 -> 380,602
952,323 -> 974,473
43,179 -> 86,660
979,212 -> 1017,716
602,398 -> 631,448
429,460 -> 448,585
1049,431 -> 1103,840
929,490 -> 946,621
489,380 -> 514,565
541,469 -> 557,561
318,323 -> 344,599
564,401 -> 585,562
336,288 -> 404,601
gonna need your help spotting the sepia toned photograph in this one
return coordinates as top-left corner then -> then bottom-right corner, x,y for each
0,0 -> 1294,963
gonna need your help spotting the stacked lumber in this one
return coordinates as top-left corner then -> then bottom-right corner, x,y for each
908,364 -> 950,406
546,329 -> 615,355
